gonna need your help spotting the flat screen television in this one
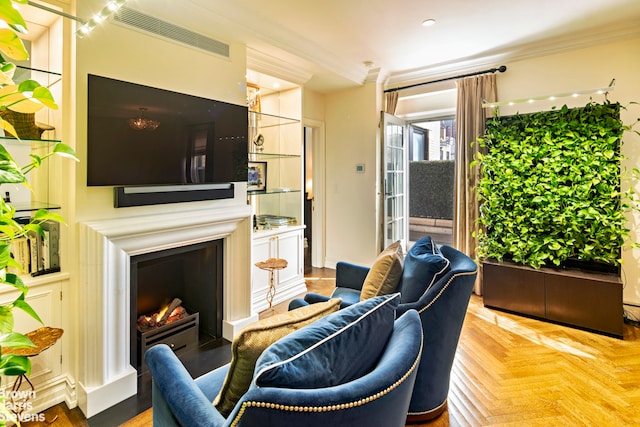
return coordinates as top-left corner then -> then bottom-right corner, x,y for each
87,74 -> 248,187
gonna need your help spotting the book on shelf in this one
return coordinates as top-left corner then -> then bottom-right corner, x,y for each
10,218 -> 61,277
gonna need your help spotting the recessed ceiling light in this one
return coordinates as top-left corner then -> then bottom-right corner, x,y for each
421,19 -> 436,27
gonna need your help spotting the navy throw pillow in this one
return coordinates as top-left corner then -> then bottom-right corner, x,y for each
254,294 -> 399,389
399,236 -> 450,303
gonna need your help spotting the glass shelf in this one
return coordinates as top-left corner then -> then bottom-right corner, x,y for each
0,136 -> 62,144
248,188 -> 301,196
12,201 -> 61,214
249,151 -> 300,158
249,111 -> 300,128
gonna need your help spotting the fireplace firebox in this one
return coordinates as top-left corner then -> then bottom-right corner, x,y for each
130,240 -> 223,372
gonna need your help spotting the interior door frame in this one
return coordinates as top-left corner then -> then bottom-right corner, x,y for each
303,118 -> 326,268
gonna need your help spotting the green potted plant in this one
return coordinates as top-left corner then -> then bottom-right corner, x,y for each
0,0 -> 77,424
473,100 -> 639,337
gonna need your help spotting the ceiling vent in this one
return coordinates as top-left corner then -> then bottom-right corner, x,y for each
112,7 -> 230,59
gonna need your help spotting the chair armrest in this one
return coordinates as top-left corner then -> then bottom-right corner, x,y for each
146,344 -> 226,427
336,261 -> 370,291
303,292 -> 332,304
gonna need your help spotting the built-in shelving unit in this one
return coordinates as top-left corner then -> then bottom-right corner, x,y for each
0,3 -> 67,414
247,85 -> 305,312
248,111 -> 302,227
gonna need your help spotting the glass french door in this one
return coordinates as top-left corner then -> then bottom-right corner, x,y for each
381,112 -> 408,251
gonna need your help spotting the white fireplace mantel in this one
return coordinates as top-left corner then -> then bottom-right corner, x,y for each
77,203 -> 258,417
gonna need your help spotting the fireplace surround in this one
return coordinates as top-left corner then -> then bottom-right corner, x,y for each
77,203 -> 256,417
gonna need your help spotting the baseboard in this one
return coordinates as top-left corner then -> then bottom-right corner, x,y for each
77,366 -> 137,418
2,375 -> 71,422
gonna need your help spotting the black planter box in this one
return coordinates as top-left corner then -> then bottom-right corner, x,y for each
482,261 -> 623,338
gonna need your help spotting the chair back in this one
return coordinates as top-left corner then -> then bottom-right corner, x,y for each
397,244 -> 477,420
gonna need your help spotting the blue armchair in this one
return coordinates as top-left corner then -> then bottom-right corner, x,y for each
146,295 -> 423,427
290,238 -> 477,422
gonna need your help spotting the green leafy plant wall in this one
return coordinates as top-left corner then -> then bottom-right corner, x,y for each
474,100 -> 637,270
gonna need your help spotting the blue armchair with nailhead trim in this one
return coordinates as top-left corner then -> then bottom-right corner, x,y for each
290,237 -> 477,422
146,295 -> 423,427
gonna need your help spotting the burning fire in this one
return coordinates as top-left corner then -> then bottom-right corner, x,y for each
137,298 -> 188,331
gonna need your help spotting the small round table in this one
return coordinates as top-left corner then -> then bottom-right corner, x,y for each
255,258 -> 288,310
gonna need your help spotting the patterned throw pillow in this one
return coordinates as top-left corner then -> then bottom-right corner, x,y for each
359,240 -> 404,300
213,298 -> 341,417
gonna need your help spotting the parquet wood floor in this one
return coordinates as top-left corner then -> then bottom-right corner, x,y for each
35,268 -> 640,426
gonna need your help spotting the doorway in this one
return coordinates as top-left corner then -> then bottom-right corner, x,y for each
303,120 -> 326,270
407,118 -> 455,246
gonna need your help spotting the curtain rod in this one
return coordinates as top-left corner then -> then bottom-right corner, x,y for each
384,65 -> 507,93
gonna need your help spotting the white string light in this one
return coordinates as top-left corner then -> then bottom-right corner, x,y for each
482,80 -> 615,108
26,0 -> 128,38
77,0 -> 128,38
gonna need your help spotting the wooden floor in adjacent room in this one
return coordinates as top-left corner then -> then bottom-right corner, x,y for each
27,268 -> 640,426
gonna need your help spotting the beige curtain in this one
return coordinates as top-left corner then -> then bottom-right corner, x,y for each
454,74 -> 497,295
385,91 -> 398,114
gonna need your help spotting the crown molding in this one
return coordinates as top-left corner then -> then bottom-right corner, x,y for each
247,48 -> 313,86
385,21 -> 640,91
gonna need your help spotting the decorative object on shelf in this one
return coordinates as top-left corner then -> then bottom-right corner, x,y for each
256,215 -> 296,228
129,107 -> 160,131
0,110 -> 54,140
252,133 -> 264,152
247,83 -> 261,113
248,161 -> 267,192
255,258 -> 288,310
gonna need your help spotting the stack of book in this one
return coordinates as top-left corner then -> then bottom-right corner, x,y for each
9,220 -> 60,276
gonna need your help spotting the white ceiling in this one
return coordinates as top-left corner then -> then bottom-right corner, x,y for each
126,0 -> 640,93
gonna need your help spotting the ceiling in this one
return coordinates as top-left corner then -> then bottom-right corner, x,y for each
15,0 -> 637,94
126,0 -> 640,94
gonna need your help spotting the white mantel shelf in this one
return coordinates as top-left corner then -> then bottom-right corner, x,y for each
77,203 -> 257,417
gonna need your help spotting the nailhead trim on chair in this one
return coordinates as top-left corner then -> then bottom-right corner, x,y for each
407,268 -> 477,420
229,335 -> 423,426
418,270 -> 477,314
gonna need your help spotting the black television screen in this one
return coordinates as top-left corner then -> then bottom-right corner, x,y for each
87,74 -> 248,187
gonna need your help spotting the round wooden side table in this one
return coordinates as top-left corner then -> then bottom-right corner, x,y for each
255,258 -> 288,310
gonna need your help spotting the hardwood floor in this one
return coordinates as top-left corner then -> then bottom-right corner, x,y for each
31,268 -> 640,426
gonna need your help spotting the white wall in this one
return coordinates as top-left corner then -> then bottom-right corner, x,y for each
496,37 -> 640,309
324,80 -> 382,267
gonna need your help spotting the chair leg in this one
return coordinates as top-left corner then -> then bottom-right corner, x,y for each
406,400 -> 447,424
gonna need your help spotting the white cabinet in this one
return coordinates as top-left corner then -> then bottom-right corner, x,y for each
0,273 -> 68,413
252,226 -> 306,313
